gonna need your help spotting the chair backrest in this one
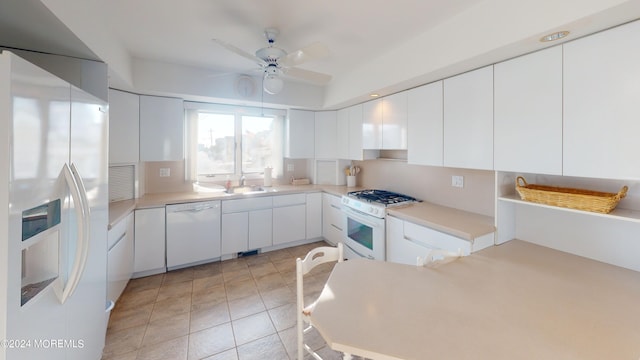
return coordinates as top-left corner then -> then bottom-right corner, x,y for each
296,243 -> 344,360
298,242 -> 344,276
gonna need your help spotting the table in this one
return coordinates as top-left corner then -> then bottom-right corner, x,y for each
310,240 -> 640,360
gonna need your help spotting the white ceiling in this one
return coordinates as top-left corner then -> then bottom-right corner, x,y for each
26,0 -> 640,109
103,0 -> 484,81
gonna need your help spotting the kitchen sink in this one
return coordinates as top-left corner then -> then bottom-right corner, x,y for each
226,185 -> 267,195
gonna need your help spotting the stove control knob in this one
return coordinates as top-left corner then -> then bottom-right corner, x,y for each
369,207 -> 376,215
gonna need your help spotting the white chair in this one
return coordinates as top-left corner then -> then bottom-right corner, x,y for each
417,248 -> 463,267
296,242 -> 349,360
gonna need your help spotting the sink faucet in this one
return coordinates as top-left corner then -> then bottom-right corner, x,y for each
239,175 -> 246,187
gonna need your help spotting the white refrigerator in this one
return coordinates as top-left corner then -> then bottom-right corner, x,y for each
0,50 -> 109,360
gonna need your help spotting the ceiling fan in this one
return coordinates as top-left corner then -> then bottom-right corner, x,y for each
213,28 -> 332,95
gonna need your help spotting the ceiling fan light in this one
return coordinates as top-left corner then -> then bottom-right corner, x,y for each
263,74 -> 284,95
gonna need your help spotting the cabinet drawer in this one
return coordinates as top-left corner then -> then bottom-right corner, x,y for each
107,229 -> 133,302
327,207 -> 342,228
108,216 -> 128,250
323,193 -> 343,227
272,193 -> 306,207
324,224 -> 343,246
222,197 -> 272,213
403,221 -> 471,255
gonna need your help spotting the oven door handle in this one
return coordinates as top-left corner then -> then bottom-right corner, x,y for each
342,206 -> 384,227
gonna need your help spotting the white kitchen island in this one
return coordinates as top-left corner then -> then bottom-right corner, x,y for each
310,240 -> 640,360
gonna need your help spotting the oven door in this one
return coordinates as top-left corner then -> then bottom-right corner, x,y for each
342,206 -> 385,260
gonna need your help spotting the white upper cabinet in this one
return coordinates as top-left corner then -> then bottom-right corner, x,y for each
139,95 -> 184,161
407,81 -> 443,166
315,111 -> 337,159
443,65 -> 494,170
348,104 -> 364,160
494,46 -> 563,175
381,91 -> 408,149
362,94 -> 408,150
336,108 -> 349,159
362,98 -> 383,149
285,109 -> 315,159
109,89 -> 139,164
563,20 -> 640,180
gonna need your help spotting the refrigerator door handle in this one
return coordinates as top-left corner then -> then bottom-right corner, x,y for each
59,163 -> 90,303
67,163 -> 91,298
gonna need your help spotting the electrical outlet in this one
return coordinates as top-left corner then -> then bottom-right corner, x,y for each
159,168 -> 171,177
452,175 -> 464,188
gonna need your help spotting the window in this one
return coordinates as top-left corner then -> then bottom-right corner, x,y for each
185,102 -> 284,184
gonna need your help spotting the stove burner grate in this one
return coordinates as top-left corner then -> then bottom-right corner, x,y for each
347,189 -> 418,206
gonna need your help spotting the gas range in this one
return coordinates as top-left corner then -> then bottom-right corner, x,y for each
341,189 -> 419,218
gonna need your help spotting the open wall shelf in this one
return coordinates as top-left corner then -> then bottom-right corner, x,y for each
498,194 -> 640,223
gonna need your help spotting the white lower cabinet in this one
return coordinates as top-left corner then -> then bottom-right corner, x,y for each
273,194 -> 307,245
249,209 -> 273,249
222,197 -> 273,254
107,212 -> 134,303
222,212 -> 249,254
386,215 -> 493,266
133,207 -> 166,277
386,216 -> 406,263
306,193 -> 322,239
322,193 -> 343,245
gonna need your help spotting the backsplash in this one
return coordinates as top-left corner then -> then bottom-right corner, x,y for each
137,158 -> 494,217
144,161 -> 192,194
354,160 -> 495,217
142,159 -> 313,194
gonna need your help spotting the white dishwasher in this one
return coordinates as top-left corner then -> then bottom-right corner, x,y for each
166,200 -> 221,270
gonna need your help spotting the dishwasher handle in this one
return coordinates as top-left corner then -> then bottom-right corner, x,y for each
167,202 -> 220,213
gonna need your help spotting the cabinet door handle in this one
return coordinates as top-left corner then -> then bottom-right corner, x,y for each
403,235 -> 440,251
331,224 -> 343,231
109,232 -> 127,251
330,204 -> 342,210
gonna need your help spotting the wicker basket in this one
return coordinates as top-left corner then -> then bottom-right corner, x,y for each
515,176 -> 628,214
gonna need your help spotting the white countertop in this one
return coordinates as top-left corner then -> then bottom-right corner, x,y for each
108,184 -> 357,229
108,185 -> 494,243
387,201 -> 495,241
311,240 -> 640,360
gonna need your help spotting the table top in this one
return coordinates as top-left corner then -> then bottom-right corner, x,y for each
310,240 -> 640,360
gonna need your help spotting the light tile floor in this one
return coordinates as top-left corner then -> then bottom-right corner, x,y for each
101,241 -> 347,360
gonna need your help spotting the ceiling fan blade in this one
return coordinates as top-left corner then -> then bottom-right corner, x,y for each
212,38 -> 267,66
283,67 -> 332,85
280,42 -> 329,67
